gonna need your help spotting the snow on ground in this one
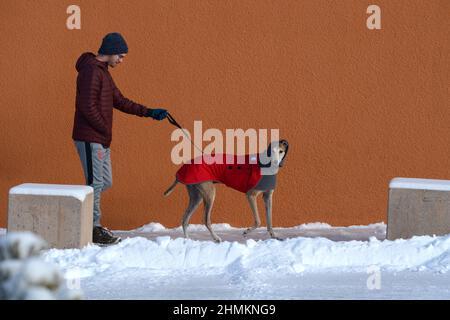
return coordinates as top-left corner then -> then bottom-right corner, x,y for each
116,222 -> 387,242
2,223 -> 450,299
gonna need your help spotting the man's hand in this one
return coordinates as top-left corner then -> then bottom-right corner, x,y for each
145,108 -> 168,121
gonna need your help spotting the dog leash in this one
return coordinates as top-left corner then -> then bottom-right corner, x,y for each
166,113 -> 204,155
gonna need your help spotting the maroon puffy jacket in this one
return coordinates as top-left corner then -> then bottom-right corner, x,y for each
72,52 -> 147,147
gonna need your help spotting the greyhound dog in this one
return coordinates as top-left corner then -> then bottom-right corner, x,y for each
164,140 -> 289,242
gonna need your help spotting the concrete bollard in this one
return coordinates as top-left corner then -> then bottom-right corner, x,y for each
7,184 -> 94,249
387,178 -> 450,240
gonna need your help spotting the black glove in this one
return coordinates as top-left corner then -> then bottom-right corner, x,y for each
145,108 -> 168,121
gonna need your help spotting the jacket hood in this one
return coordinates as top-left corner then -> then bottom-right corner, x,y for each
75,52 -> 108,72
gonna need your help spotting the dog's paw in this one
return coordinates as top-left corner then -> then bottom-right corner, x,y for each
243,227 -> 258,236
269,233 -> 283,241
213,237 -> 222,243
271,236 -> 283,241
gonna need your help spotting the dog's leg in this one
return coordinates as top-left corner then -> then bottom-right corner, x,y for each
263,190 -> 281,240
197,182 -> 221,243
243,190 -> 262,236
181,185 -> 202,239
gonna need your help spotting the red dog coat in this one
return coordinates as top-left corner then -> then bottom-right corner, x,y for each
176,154 -> 262,193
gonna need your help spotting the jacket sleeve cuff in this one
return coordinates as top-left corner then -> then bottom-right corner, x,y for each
144,107 -> 154,117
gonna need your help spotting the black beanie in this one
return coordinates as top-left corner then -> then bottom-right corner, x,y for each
98,32 -> 128,55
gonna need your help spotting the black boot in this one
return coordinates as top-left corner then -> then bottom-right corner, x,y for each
93,226 -> 121,245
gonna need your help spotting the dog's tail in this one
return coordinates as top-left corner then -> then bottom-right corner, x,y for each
164,180 -> 179,197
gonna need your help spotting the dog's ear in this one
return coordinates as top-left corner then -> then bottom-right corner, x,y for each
278,140 -> 289,167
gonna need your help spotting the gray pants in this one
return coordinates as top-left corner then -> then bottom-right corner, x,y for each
73,140 -> 112,227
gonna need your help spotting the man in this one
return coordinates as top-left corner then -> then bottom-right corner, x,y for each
72,32 -> 168,245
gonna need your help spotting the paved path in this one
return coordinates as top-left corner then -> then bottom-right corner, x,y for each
115,224 -> 386,243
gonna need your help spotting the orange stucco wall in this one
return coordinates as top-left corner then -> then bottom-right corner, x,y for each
0,1 -> 448,230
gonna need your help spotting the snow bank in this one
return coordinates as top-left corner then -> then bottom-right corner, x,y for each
134,222 -> 167,232
1,232 -> 83,300
134,221 -> 385,232
133,222 -> 235,233
43,229 -> 450,278
0,231 -> 48,260
293,222 -> 333,229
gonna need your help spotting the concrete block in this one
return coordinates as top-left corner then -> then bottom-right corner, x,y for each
7,184 -> 94,249
387,178 -> 450,240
